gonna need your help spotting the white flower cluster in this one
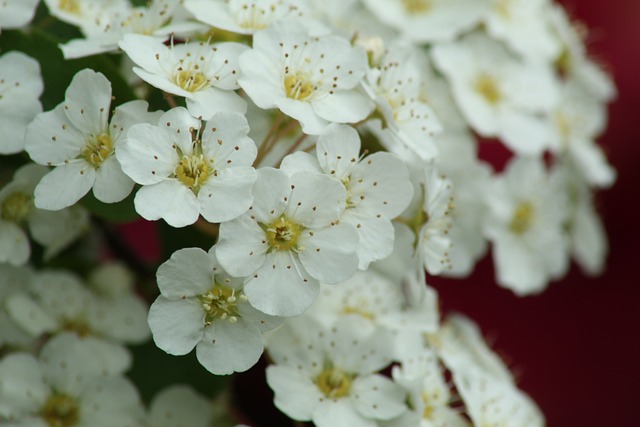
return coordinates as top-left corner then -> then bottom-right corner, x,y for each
0,0 -> 616,425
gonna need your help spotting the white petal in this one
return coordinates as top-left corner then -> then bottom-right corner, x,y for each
266,365 -> 322,421
298,223 -> 358,284
350,375 -> 407,420
90,296 -> 150,344
312,399 -> 375,427
0,221 -> 29,266
134,180 -> 200,227
24,104 -> 85,165
0,354 -> 48,419
217,215 -> 268,277
278,98 -> 329,135
92,156 -> 134,203
34,162 -> 95,210
313,91 -> 373,124
198,167 -> 256,223
244,251 -> 318,317
195,320 -> 263,375
79,376 -> 144,427
63,69 -> 111,135
117,123 -> 178,185
156,247 -> 214,298
250,167 -> 289,223
286,172 -> 346,227
342,211 -> 394,270
4,293 -> 56,336
148,296 -> 205,355
187,88 -> 247,120
148,385 -> 213,427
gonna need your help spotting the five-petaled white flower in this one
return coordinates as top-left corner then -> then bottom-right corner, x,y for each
118,107 -> 258,227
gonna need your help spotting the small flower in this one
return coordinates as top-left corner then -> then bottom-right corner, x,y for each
281,124 -> 414,269
216,167 -> 359,317
25,69 -> 161,210
118,107 -> 257,227
266,316 -> 407,427
120,34 -> 248,120
148,246 -> 280,375
483,157 -> 570,294
238,21 -> 373,135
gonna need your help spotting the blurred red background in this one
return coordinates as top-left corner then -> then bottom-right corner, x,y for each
433,1 -> 640,426
120,1 -> 640,425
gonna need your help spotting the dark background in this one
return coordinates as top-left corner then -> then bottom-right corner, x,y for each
434,1 -> 640,426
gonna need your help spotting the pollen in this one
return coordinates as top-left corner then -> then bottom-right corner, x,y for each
315,365 -> 354,398
41,393 -> 80,427
509,201 -> 535,235
1,192 -> 33,223
175,154 -> 211,192
200,284 -> 246,325
474,73 -> 502,105
401,0 -> 432,13
175,70 -> 209,93
264,215 -> 303,252
284,72 -> 315,101
82,133 -> 113,167
342,306 -> 375,320
59,0 -> 80,15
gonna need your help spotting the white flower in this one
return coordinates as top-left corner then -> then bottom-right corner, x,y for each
549,4 -> 616,102
483,157 -> 570,295
118,107 -> 257,227
0,334 -> 143,427
119,34 -> 248,120
483,0 -> 560,62
384,350 -> 469,427
432,32 -> 558,155
42,0 -> 128,31
238,21 -> 373,135
266,316 -> 407,427
0,0 -> 39,31
456,371 -> 545,427
0,51 -> 43,154
217,167 -> 359,317
430,314 -> 514,384
558,166 -> 609,276
0,164 -> 89,266
25,69 -> 161,210
60,0 -> 205,59
363,41 -> 442,161
281,124 -> 413,268
148,246 -> 280,375
411,165 -> 455,276
549,80 -> 616,188
147,385 -> 213,427
362,0 -> 486,43
185,0 -> 317,35
435,133 -> 491,277
4,269 -> 150,348
0,265 -> 34,348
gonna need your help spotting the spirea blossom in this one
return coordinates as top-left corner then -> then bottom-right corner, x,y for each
118,107 -> 257,227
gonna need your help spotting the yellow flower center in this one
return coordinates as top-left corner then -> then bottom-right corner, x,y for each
315,366 -> 353,398
1,192 -> 33,222
495,0 -> 513,19
509,201 -> 535,235
175,154 -> 211,192
82,133 -> 112,167
59,0 -> 80,14
555,48 -> 572,75
401,0 -> 432,13
284,72 -> 315,101
175,70 -> 209,93
61,318 -> 92,338
200,284 -> 246,325
41,393 -> 79,427
342,306 -> 375,320
474,73 -> 502,105
264,216 -> 303,252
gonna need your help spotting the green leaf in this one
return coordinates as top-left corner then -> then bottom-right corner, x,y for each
80,191 -> 139,223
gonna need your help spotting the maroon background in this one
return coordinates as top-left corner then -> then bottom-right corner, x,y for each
120,1 -> 640,425
433,1 -> 640,426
